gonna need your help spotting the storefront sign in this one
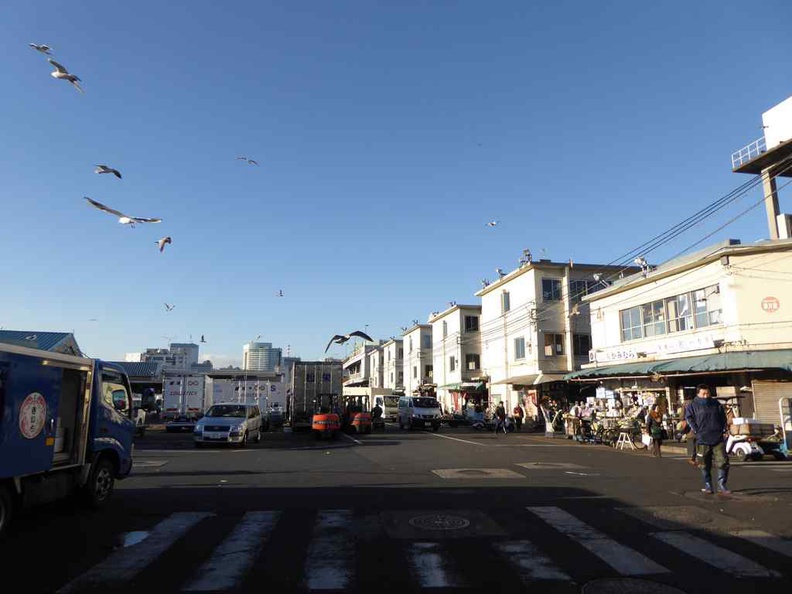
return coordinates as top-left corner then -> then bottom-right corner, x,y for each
590,334 -> 717,363
761,296 -> 780,313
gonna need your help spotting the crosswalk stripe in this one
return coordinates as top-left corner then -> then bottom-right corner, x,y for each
183,511 -> 280,591
527,506 -> 668,576
304,510 -> 354,590
729,529 -> 792,558
57,512 -> 212,593
494,540 -> 571,582
407,542 -> 466,588
653,531 -> 780,578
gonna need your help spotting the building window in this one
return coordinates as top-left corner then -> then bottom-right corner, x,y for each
422,334 -> 432,349
413,366 -> 417,378
620,307 -> 643,341
390,372 -> 394,383
542,278 -> 562,301
501,291 -> 511,314
449,356 -> 456,372
466,353 -> 480,370
544,334 -> 564,357
641,300 -> 666,338
464,316 -> 479,332
514,337 -> 526,360
387,350 -> 391,362
694,286 -> 722,327
573,334 -> 591,357
398,348 -> 403,359
570,279 -> 601,303
424,365 -> 433,379
409,337 -> 413,353
398,371 -> 404,383
442,320 -> 448,338
667,293 -> 692,333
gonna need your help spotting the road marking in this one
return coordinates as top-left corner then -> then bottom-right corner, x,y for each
407,542 -> 466,588
133,460 -> 169,469
304,510 -> 354,590
183,511 -> 280,591
653,531 -> 780,577
563,471 -> 600,476
426,432 -> 489,447
432,468 -> 524,479
342,433 -> 362,445
768,468 -> 792,472
527,506 -> 668,576
516,462 -> 585,470
58,512 -> 211,593
494,540 -> 571,582
728,529 -> 792,559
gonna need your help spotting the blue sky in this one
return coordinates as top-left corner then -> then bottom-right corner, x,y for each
1,1 -> 790,365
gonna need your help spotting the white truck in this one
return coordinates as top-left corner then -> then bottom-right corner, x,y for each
163,373 -> 209,431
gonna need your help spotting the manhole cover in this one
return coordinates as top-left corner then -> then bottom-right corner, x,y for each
583,578 -> 687,594
408,514 -> 471,531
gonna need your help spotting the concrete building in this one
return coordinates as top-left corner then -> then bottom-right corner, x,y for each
342,343 -> 378,387
368,346 -> 384,389
567,239 -> 792,426
278,356 -> 301,389
402,324 -> 433,396
381,338 -> 404,392
475,259 -> 634,414
243,342 -> 282,372
138,343 -> 209,372
170,343 -> 200,370
428,305 -> 484,412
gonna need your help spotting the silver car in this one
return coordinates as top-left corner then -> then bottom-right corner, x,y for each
193,403 -> 263,447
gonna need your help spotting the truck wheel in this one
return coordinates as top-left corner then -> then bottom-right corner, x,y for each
84,457 -> 115,508
0,484 -> 14,540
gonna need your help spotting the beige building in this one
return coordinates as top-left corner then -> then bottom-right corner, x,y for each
367,346 -> 384,389
429,304 -> 484,412
569,239 -> 792,424
381,338 -> 404,392
402,324 -> 433,396
476,259 -> 632,414
342,343 -> 379,388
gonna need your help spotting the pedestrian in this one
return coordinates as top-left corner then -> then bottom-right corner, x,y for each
646,404 -> 664,457
680,399 -> 698,466
495,401 -> 507,433
513,403 -> 524,431
685,384 -> 730,495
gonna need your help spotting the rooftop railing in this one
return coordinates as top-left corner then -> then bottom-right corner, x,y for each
731,136 -> 767,169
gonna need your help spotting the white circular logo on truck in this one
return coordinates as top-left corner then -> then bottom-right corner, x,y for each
19,392 -> 47,439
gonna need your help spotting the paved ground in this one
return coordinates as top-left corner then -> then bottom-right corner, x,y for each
3,424 -> 791,593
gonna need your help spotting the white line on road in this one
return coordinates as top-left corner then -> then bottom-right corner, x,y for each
304,510 -> 355,590
494,540 -> 571,582
425,432 -> 489,447
728,529 -> 792,559
407,542 -> 466,588
653,531 -> 780,578
183,511 -> 280,591
342,433 -> 362,445
527,506 -> 668,576
58,512 -> 212,593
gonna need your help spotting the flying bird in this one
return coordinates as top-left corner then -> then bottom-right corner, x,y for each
95,164 -> 122,179
156,237 -> 172,252
277,289 -> 284,297
486,221 -> 499,227
236,156 -> 258,165
29,43 -> 53,55
324,330 -> 374,353
164,303 -> 175,312
48,58 -> 82,92
84,197 -> 162,227
200,335 -> 206,343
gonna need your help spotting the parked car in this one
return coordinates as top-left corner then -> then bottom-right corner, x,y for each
398,396 -> 442,431
193,403 -> 263,448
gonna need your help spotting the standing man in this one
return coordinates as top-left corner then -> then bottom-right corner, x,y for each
685,384 -> 730,495
513,403 -> 524,432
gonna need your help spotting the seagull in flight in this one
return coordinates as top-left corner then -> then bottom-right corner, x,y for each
324,330 -> 374,353
29,43 -> 53,55
236,156 -> 259,166
277,289 -> 284,297
84,197 -> 162,227
156,237 -> 172,252
48,58 -> 82,92
486,220 -> 499,227
200,335 -> 206,343
95,164 -> 122,179
164,303 -> 175,312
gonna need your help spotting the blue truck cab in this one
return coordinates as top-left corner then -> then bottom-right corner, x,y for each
0,342 -> 136,538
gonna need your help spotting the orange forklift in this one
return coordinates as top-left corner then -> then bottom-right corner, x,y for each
340,394 -> 372,434
311,393 -> 341,440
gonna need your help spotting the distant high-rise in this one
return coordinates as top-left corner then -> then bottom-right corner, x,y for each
243,342 -> 282,372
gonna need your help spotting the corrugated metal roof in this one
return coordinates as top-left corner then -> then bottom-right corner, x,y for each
0,330 -> 80,354
112,361 -> 162,379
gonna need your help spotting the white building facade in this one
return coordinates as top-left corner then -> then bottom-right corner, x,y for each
402,324 -> 433,396
243,342 -> 282,372
382,339 -> 404,392
368,346 -> 384,388
429,305 -> 483,412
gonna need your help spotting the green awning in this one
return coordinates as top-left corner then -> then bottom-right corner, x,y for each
441,381 -> 485,391
565,350 -> 792,381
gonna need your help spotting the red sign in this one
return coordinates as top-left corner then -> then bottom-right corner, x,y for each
761,296 -> 780,313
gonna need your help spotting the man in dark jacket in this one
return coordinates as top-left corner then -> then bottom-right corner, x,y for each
685,384 -> 730,494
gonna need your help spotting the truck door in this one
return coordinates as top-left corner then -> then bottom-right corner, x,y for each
95,366 -> 135,472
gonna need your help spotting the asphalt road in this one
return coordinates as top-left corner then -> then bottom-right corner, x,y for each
3,424 -> 791,593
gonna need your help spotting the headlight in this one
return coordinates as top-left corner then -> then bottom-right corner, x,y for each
229,424 -> 244,434
193,426 -> 203,433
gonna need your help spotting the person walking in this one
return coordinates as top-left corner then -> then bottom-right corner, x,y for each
646,404 -> 664,457
685,384 -> 730,495
495,401 -> 507,434
513,403 -> 524,432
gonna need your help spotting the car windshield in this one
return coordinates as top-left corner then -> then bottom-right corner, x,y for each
384,396 -> 400,406
413,398 -> 439,408
205,405 -> 247,418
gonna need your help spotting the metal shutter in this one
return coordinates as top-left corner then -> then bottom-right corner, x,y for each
751,381 -> 792,425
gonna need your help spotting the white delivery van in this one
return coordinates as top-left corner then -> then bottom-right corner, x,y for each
398,396 -> 442,431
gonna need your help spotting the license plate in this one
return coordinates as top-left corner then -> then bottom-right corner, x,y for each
204,432 -> 226,440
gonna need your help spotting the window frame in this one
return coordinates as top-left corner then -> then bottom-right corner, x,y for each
542,278 -> 562,301
543,333 -> 564,357
464,316 -> 480,332
514,337 -> 526,361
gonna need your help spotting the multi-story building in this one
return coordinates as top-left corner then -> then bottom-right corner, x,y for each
368,346 -> 384,388
381,339 -> 404,392
170,343 -> 200,370
568,239 -> 792,426
429,305 -> 483,412
278,356 -> 301,388
342,343 -> 379,387
243,342 -> 282,372
476,259 -> 634,414
402,324 -> 433,396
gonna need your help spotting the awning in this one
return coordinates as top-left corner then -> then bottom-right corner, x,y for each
491,373 -> 567,386
441,381 -> 486,391
565,349 -> 792,381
